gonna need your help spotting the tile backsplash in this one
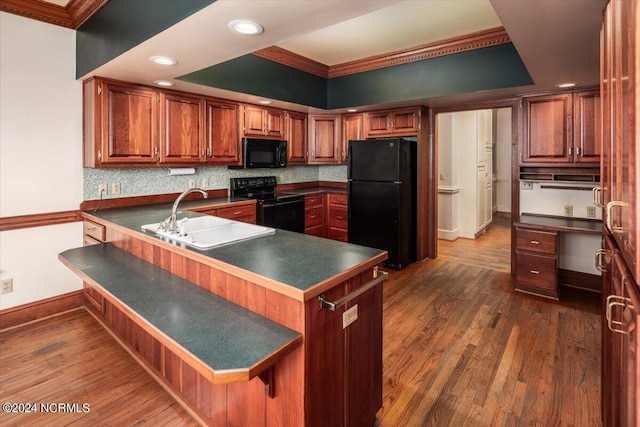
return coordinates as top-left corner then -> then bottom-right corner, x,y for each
83,165 -> 347,200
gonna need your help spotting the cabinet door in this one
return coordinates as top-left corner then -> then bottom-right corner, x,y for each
390,108 -> 420,134
101,82 -> 158,164
242,105 -> 267,136
363,111 -> 391,137
601,234 -> 618,427
520,93 -> 573,164
476,169 -> 486,230
286,112 -> 308,164
341,113 -> 363,163
573,90 -> 601,164
621,264 -> 640,427
204,100 -> 240,165
159,93 -> 203,164
265,108 -> 285,138
308,115 -> 341,164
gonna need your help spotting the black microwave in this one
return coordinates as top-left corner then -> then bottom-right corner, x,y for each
231,138 -> 287,169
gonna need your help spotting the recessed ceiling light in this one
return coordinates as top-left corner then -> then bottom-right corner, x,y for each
149,56 -> 178,66
555,82 -> 577,88
228,19 -> 263,35
258,99 -> 272,105
154,80 -> 174,87
347,109 -> 358,113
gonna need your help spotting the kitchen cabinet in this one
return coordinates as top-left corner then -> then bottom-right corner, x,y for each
242,105 -> 285,138
363,107 -> 420,137
304,193 -> 325,237
308,115 -> 341,164
159,93 -> 204,164
520,90 -> 600,166
340,113 -> 363,163
84,78 -> 158,166
194,202 -> 256,224
82,219 -> 106,316
204,99 -> 241,165
286,111 -> 308,164
598,2 -> 640,425
327,193 -> 348,242
515,227 -> 558,299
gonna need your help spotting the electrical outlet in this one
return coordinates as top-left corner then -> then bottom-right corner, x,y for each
1,278 -> 13,294
188,179 -> 196,189
564,205 -> 574,216
439,173 -> 446,181
98,183 -> 107,197
587,206 -> 596,218
202,178 -> 209,188
111,182 -> 121,195
521,181 -> 533,190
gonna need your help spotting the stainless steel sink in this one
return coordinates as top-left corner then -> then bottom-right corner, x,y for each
141,216 -> 275,249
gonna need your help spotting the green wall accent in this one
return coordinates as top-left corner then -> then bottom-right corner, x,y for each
327,43 -> 533,109
178,55 -> 328,109
178,43 -> 532,109
76,0 -> 216,78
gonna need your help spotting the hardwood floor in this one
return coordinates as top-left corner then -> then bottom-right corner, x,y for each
0,217 -> 601,426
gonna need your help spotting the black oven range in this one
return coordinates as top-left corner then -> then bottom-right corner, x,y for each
230,176 -> 305,233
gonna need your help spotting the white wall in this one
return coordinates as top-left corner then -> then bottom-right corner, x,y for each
495,108 -> 512,213
0,12 -> 83,309
437,112 -> 460,240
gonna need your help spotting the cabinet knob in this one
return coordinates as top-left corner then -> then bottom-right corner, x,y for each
530,270 -> 540,274
530,240 -> 540,245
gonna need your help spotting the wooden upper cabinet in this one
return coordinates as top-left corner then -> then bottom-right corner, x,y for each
242,105 -> 285,138
341,113 -> 363,163
286,111 -> 308,164
159,93 -> 204,164
84,78 -> 158,166
204,100 -> 240,165
363,108 -> 420,137
573,90 -> 601,164
308,115 -> 341,164
520,90 -> 600,166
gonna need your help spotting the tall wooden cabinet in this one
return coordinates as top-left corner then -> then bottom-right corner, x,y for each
204,100 -> 240,165
286,111 -> 308,164
308,115 -> 341,164
159,93 -> 204,164
598,1 -> 640,426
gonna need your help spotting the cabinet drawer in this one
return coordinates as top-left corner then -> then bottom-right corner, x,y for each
329,206 -> 348,229
83,235 -> 102,246
328,227 -> 348,242
83,220 -> 106,242
516,252 -> 557,291
216,204 -> 255,220
516,229 -> 557,254
305,194 -> 324,207
306,206 -> 324,228
306,225 -> 325,237
328,193 -> 348,206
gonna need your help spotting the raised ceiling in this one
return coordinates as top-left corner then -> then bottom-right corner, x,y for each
1,0 -> 607,111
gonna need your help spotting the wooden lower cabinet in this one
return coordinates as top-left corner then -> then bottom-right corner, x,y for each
193,202 -> 257,224
328,193 -> 348,243
514,228 -> 558,299
305,193 -> 325,237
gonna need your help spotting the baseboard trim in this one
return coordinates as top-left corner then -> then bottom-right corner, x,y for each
438,228 -> 460,241
558,269 -> 601,293
0,290 -> 84,331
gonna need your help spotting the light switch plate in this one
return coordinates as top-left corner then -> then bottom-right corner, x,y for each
343,304 -> 358,329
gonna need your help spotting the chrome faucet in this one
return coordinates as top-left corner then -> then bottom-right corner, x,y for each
166,188 -> 208,233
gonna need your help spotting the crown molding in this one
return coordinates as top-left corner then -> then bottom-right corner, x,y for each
254,26 -> 511,79
0,0 -> 108,29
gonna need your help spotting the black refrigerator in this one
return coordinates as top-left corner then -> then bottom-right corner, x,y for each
348,138 -> 416,269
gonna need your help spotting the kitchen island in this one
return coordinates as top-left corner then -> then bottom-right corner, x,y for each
61,199 -> 388,427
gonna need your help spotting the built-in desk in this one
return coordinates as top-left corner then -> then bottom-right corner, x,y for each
514,214 -> 603,299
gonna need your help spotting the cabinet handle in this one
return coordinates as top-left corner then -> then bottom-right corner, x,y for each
233,211 -> 242,215
595,249 -> 608,272
310,215 -> 317,219
337,215 -> 344,220
568,147 -> 573,157
530,240 -> 540,245
606,294 -> 633,335
576,146 -> 581,156
606,201 -> 628,233
318,267 -> 388,311
530,270 -> 540,274
592,187 -> 605,208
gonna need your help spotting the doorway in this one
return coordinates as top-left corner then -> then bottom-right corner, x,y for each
434,106 -> 513,272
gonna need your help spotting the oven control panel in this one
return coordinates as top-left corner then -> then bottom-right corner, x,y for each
230,176 -> 277,191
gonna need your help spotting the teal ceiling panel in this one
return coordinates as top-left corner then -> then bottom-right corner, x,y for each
76,0 -> 216,78
327,43 -> 533,109
178,55 -> 328,109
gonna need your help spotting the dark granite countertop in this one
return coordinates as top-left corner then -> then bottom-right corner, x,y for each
82,196 -> 386,299
515,214 -> 603,234
60,244 -> 301,382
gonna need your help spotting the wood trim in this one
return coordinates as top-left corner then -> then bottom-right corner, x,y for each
0,210 -> 81,232
0,290 -> 84,330
79,189 -> 227,211
0,0 -> 107,29
253,46 -> 330,78
558,268 -> 602,293
253,27 -> 510,79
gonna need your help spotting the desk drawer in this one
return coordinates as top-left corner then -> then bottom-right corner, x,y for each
83,220 -> 105,242
516,252 -> 557,291
516,229 -> 557,254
